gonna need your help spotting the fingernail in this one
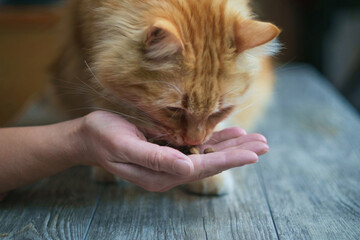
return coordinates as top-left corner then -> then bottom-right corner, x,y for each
173,159 -> 192,176
259,144 -> 270,155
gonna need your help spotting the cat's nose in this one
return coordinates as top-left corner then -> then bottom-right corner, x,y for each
183,136 -> 203,146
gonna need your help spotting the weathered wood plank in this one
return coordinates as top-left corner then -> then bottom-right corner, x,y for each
255,64 -> 360,240
3,64 -> 359,240
0,167 -> 103,240
85,165 -> 278,240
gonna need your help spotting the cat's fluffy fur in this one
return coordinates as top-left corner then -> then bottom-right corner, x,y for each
52,0 -> 280,195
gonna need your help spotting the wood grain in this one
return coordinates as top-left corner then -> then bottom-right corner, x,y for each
85,166 -> 277,240
0,167 -> 103,240
1,64 -> 360,239
255,64 -> 360,240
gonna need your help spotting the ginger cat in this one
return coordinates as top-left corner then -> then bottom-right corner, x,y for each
52,0 -> 280,195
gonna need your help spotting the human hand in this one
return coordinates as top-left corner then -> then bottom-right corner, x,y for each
78,111 -> 268,192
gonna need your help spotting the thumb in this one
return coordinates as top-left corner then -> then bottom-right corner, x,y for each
120,139 -> 194,176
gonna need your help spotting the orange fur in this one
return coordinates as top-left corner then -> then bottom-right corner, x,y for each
52,0 -> 280,194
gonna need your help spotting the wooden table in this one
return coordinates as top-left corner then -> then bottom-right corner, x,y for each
1,64 -> 359,239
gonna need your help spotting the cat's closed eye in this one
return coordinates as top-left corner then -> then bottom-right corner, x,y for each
166,106 -> 185,115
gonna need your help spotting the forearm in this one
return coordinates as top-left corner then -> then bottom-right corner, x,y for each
0,117 -> 87,193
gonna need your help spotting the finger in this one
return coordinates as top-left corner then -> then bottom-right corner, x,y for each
116,139 -> 194,176
189,149 -> 259,178
102,149 -> 260,192
220,141 -> 269,156
205,133 -> 267,151
205,127 -> 247,145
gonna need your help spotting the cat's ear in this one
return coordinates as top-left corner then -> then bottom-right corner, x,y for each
144,18 -> 183,59
234,19 -> 280,53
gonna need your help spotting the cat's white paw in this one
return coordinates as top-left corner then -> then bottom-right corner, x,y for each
92,166 -> 117,183
184,171 -> 234,195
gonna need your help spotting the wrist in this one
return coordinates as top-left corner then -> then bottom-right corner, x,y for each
49,116 -> 92,167
71,114 -> 101,166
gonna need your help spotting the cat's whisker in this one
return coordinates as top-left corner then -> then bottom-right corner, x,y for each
274,57 -> 296,73
98,107 -> 169,133
82,65 -> 180,115
53,77 -> 83,86
52,78 -> 108,100
64,62 -> 180,129
57,65 -> 123,110
234,103 -> 254,114
146,133 -> 170,142
54,77 -> 102,93
67,106 -> 154,127
247,87 -> 280,97
221,86 -> 246,98
80,66 -> 162,121
84,59 -> 105,89
75,76 -> 151,119
54,85 -> 100,96
163,141 -> 173,147
76,77 -> 108,100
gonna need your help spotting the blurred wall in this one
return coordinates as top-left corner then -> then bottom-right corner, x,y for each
254,0 -> 360,111
0,4 -> 64,125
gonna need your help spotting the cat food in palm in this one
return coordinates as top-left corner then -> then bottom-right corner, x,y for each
188,146 -> 215,154
203,147 -> 215,154
189,147 -> 201,155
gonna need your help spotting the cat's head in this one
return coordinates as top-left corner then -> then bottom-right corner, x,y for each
87,0 -> 280,146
